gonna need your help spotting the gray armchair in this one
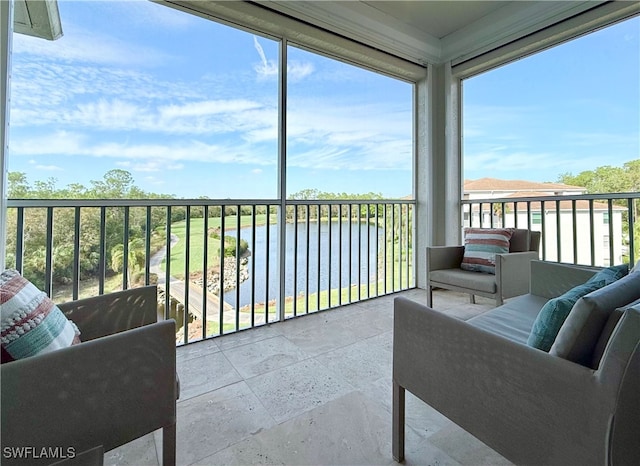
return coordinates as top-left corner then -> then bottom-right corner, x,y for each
427,228 -> 541,307
1,286 -> 177,466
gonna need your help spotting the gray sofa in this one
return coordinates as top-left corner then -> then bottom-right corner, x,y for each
1,286 -> 178,466
393,260 -> 640,465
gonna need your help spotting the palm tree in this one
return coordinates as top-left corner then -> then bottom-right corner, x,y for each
110,238 -> 146,288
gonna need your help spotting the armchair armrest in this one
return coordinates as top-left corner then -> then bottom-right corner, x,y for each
426,246 -> 465,272
392,297 -> 612,465
1,319 -> 177,465
495,251 -> 538,299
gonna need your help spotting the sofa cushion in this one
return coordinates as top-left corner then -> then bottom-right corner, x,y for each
468,294 -> 547,344
551,272 -> 640,366
527,279 -> 607,352
430,269 -> 496,294
460,228 -> 513,274
0,270 -> 80,363
588,298 -> 640,369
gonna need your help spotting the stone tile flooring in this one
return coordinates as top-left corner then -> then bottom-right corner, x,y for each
105,289 -> 513,466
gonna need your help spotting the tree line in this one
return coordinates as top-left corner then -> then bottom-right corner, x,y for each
5,170 -> 402,288
558,160 -> 640,261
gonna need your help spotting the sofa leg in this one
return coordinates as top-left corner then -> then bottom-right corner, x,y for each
162,423 -> 176,466
469,294 -> 476,304
392,381 -> 405,462
496,296 -> 504,306
427,286 -> 433,308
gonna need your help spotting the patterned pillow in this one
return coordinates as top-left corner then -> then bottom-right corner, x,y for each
460,228 -> 514,274
1,269 -> 80,363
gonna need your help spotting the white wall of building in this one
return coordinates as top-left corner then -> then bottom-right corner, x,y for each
468,208 -> 624,266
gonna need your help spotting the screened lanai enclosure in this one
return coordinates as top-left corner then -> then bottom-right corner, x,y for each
2,1 -> 638,345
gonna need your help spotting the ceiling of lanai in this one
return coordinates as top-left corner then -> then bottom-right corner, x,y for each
257,1 -> 620,64
14,0 -> 638,68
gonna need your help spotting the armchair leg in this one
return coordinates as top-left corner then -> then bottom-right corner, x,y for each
427,286 -> 433,308
469,294 -> 476,304
392,381 -> 405,462
496,296 -> 504,306
162,423 -> 176,466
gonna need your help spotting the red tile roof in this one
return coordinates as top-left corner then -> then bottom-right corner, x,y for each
464,178 -> 585,193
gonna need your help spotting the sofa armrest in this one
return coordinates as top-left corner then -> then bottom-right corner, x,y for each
58,286 -> 159,341
529,260 -> 599,299
393,297 -> 612,465
426,246 -> 465,273
1,320 -> 177,465
495,251 -> 538,299
603,309 -> 640,465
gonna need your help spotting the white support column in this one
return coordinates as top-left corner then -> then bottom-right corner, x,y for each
444,63 -> 463,244
415,62 -> 462,290
427,63 -> 447,247
414,76 -> 428,289
0,0 -> 13,271
276,38 -> 287,322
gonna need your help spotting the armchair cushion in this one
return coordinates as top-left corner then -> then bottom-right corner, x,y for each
527,279 -> 607,351
460,228 -> 513,274
430,269 -> 496,293
1,270 -> 80,363
550,270 -> 640,366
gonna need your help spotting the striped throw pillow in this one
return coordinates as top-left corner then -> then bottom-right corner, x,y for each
460,228 -> 514,274
1,269 -> 80,363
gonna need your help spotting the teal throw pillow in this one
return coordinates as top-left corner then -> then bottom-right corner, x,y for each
527,280 -> 607,352
587,264 -> 628,285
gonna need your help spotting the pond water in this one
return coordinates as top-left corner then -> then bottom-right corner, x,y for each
222,220 -> 383,308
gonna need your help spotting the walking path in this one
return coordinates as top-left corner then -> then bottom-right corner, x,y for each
149,234 -> 233,323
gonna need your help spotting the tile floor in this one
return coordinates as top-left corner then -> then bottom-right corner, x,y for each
105,289 -> 512,466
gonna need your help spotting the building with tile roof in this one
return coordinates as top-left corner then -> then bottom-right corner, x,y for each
463,178 -> 624,266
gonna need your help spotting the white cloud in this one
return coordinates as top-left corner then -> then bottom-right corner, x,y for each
34,165 -> 63,171
159,100 -> 262,118
251,168 -> 263,174
253,36 -> 314,81
288,61 -> 315,81
10,91 -> 413,172
13,27 -> 171,68
122,161 -> 184,172
9,35 -> 411,173
144,175 -> 165,186
28,159 -> 62,171
10,131 -> 275,166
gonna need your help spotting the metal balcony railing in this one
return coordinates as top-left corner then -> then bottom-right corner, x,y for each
462,192 -> 639,267
5,198 -> 415,344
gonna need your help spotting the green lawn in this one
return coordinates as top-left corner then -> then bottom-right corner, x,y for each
232,258 -> 414,320
164,215 -> 271,277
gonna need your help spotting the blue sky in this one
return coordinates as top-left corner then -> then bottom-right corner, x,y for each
464,16 -> 639,182
7,1 -> 639,198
